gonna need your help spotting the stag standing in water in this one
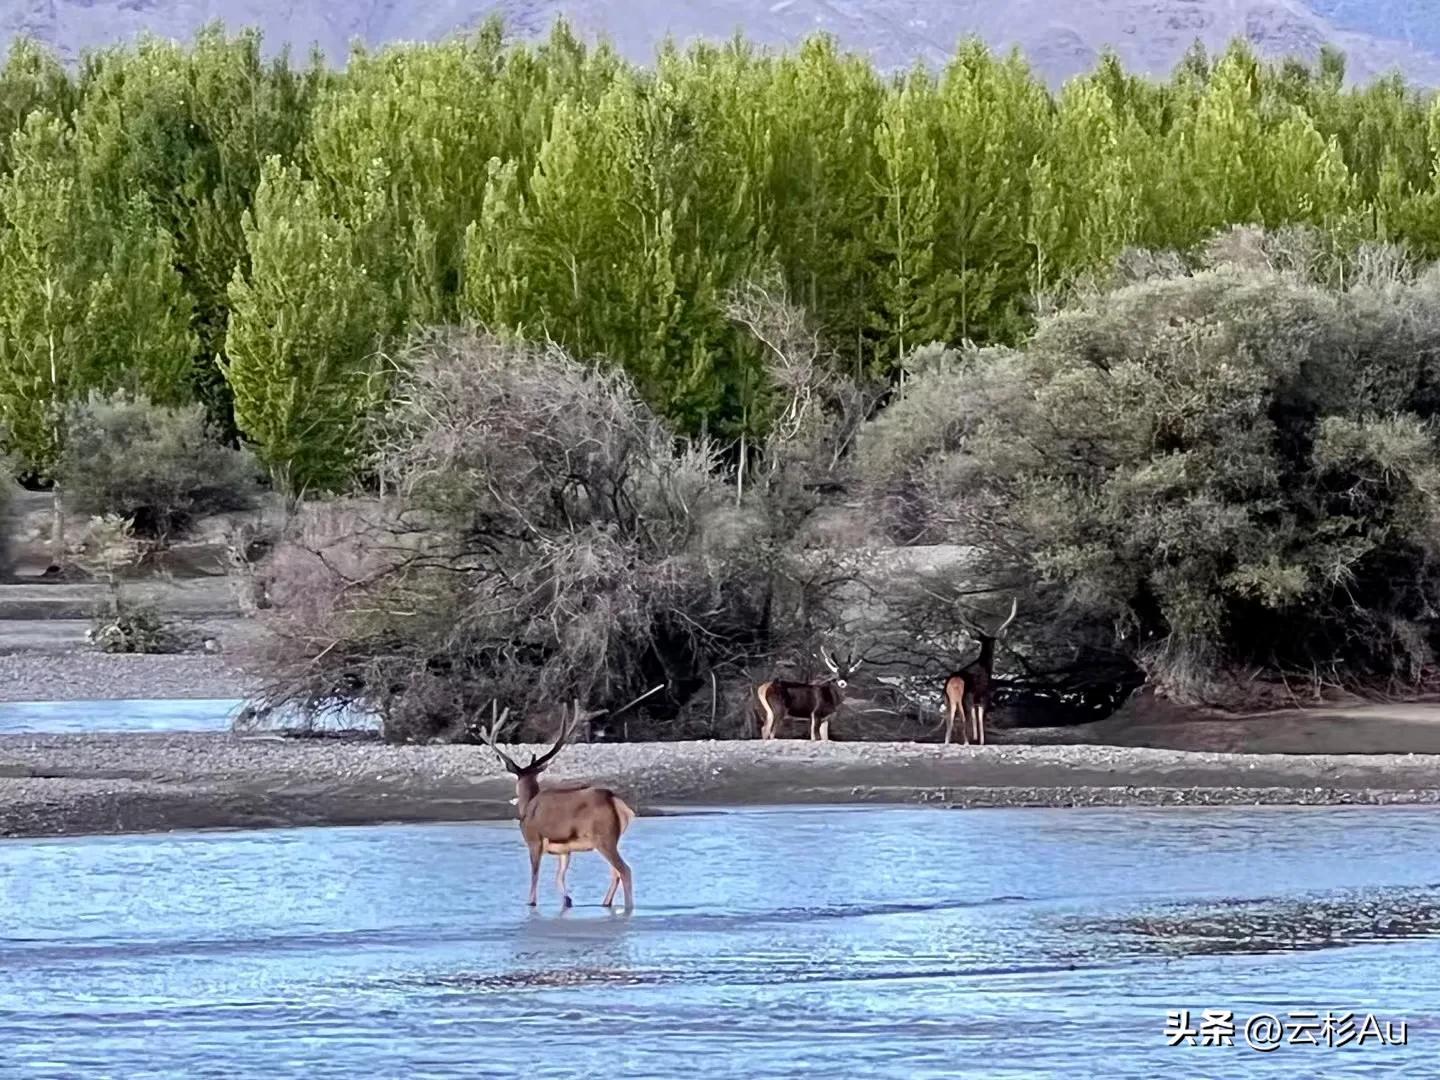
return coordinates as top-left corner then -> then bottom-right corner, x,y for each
755,647 -> 861,741
478,702 -> 636,911
942,597 -> 1017,745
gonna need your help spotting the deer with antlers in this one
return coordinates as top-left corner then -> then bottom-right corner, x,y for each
942,596 -> 1017,746
478,701 -> 637,911
755,647 -> 862,741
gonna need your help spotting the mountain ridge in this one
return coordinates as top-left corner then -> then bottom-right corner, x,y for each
4,0 -> 1440,87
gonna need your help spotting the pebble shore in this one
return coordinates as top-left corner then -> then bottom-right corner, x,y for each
5,732 -> 1440,839
0,652 -> 252,703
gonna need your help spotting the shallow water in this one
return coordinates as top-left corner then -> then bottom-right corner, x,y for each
1,805 -> 1437,1078
0,698 -> 243,735
0,697 -> 378,735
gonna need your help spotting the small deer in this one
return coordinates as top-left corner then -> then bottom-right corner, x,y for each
942,596 -> 1018,746
756,647 -> 862,741
478,701 -> 637,911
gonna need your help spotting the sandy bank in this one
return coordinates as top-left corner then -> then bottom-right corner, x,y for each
4,733 -> 1440,839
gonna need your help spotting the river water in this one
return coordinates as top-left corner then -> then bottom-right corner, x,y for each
0,698 -> 242,735
1,805 -> 1436,1078
0,698 -> 377,735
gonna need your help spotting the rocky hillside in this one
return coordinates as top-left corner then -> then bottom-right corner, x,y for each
4,0 -> 1440,86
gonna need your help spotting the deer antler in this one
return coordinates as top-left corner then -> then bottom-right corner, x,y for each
993,596 -> 1018,638
477,699 -> 520,774
955,594 -> 1019,640
819,645 -> 864,677
527,700 -> 580,772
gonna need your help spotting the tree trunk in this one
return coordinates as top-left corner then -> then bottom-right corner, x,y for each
49,484 -> 65,572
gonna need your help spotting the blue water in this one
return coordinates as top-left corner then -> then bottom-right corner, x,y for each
0,698 -> 242,735
0,805 -> 1436,1077
0,698 -> 379,735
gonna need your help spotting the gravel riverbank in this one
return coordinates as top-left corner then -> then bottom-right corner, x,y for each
0,653 -> 253,703
5,733 -> 1440,838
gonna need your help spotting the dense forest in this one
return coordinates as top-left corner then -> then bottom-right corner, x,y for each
2,21 -> 1440,494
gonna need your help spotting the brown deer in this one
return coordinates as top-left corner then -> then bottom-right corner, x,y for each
942,596 -> 1017,746
756,647 -> 862,741
478,701 -> 636,911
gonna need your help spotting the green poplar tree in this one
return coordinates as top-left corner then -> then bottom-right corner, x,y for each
929,44 -> 1052,346
223,158 -> 386,494
1026,77 -> 1141,297
868,70 -> 955,372
71,25 -> 321,430
765,35 -> 883,371
0,38 -> 76,175
0,113 -> 194,561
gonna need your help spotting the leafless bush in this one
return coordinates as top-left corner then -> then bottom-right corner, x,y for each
249,330 -> 864,741
727,281 -> 886,523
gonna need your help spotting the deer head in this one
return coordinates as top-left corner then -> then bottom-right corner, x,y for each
818,645 -> 864,689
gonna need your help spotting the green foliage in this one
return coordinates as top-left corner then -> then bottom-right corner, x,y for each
224,157 -> 388,494
14,25 -> 1440,489
70,27 -> 321,431
0,113 -> 194,480
59,391 -> 260,541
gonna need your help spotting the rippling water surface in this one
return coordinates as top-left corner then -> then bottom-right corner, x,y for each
1,805 -> 1437,1078
0,698 -> 242,734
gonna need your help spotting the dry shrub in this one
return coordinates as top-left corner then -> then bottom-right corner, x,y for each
250,330 -> 861,741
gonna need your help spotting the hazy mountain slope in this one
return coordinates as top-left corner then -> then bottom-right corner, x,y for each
1308,1 -> 1440,56
4,0 -> 1440,86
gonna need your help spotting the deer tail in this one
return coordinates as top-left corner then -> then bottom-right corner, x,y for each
612,795 -> 637,834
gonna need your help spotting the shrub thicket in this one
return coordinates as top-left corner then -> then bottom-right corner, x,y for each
861,233 -> 1440,703
253,328 -> 864,741
58,391 -> 261,543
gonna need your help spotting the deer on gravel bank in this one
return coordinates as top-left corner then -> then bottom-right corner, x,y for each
479,701 -> 637,911
755,647 -> 863,741
942,597 -> 1017,746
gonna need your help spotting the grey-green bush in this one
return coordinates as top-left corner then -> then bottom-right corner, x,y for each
59,391 -> 261,542
860,245 -> 1440,704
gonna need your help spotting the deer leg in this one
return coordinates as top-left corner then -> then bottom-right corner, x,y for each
526,842 -> 543,906
819,716 -> 831,741
943,698 -> 956,744
596,838 -> 634,911
975,703 -> 986,746
758,685 -> 777,740
809,712 -> 819,741
555,852 -> 572,908
960,697 -> 973,746
601,865 -> 621,907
